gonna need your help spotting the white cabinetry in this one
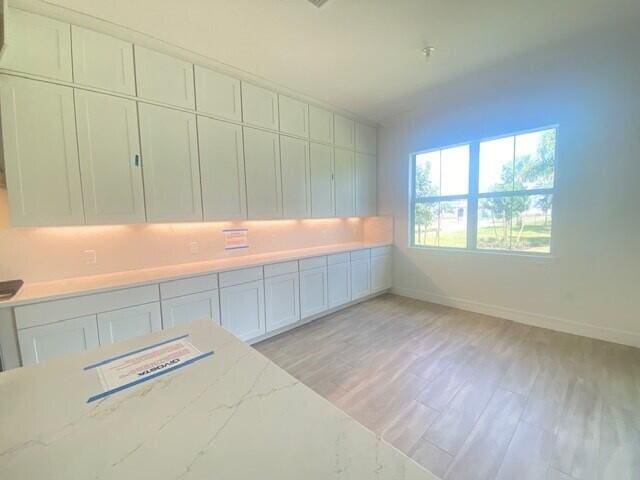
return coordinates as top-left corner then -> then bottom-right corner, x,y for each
328,253 -> 351,308
220,280 -> 266,342
75,90 -> 145,224
198,117 -> 247,220
279,95 -> 308,137
18,315 -> 99,366
309,105 -> 333,144
1,9 -> 72,81
97,302 -> 162,345
334,148 -> 355,217
300,265 -> 328,319
242,83 -> 278,130
334,114 -> 355,149
310,142 -> 334,218
350,249 -> 371,300
134,46 -> 195,109
356,153 -> 377,216
139,104 -> 202,222
161,291 -> 220,329
265,272 -> 300,332
0,76 -> 84,226
371,246 -> 392,292
243,127 -> 282,219
71,26 -> 135,95
355,122 -> 377,155
194,66 -> 241,121
280,136 -> 311,218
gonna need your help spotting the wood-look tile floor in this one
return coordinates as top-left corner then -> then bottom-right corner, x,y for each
255,294 -> 640,480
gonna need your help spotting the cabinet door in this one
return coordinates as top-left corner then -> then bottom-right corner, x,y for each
1,9 -> 72,81
161,290 -> 220,329
280,136 -> 310,218
355,122 -> 377,155
334,148 -> 355,217
371,254 -> 392,292
139,104 -> 203,222
198,117 -> 247,220
310,142 -> 334,218
300,267 -> 328,319
220,280 -> 266,342
135,46 -> 195,109
279,95 -> 308,137
75,90 -> 145,224
243,127 -> 282,219
356,153 -> 377,216
194,66 -> 241,121
350,259 -> 371,300
18,315 -> 99,366
242,83 -> 278,130
71,26 -> 135,95
97,302 -> 162,345
265,273 -> 300,332
334,114 -> 355,149
0,76 -> 84,226
309,105 -> 333,144
328,262 -> 351,308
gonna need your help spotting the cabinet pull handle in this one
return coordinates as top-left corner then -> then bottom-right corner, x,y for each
134,154 -> 140,167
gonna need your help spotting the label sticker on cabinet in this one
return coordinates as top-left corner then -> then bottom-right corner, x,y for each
223,228 -> 249,250
84,334 -> 213,403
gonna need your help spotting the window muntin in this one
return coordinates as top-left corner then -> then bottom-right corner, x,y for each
411,127 -> 556,254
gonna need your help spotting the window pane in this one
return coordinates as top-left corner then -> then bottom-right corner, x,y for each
440,145 -> 469,196
413,202 -> 438,246
477,197 -> 511,250
438,200 -> 467,248
479,136 -> 514,193
510,194 -> 552,253
414,151 -> 440,197
514,129 -> 556,190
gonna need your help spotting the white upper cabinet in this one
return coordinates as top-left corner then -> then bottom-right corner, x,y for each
97,303 -> 162,345
356,153 -> 377,216
355,122 -> 377,155
334,114 -> 355,149
309,105 -> 333,144
241,83 -> 278,130
279,95 -> 308,137
71,26 -> 135,95
334,148 -> 355,217
138,104 -> 203,222
243,127 -> 282,219
75,90 -> 145,225
1,9 -> 72,81
134,46 -> 195,109
194,66 -> 241,121
198,117 -> 247,220
1,76 -> 84,226
280,136 -> 310,219
309,142 -> 334,218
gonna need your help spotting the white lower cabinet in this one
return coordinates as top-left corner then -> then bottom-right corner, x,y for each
220,280 -> 266,342
300,266 -> 328,319
161,290 -> 220,329
371,254 -> 392,292
328,262 -> 351,308
18,315 -> 99,366
265,273 -> 300,332
351,258 -> 371,300
97,302 -> 162,345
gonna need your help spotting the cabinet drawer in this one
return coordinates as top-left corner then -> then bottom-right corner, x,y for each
15,284 -> 160,330
219,266 -> 264,288
371,245 -> 392,257
160,273 -> 219,299
299,256 -> 327,271
327,252 -> 350,265
350,249 -> 371,261
264,261 -> 299,278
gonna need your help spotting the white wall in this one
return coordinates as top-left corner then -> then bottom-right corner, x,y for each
378,22 -> 640,347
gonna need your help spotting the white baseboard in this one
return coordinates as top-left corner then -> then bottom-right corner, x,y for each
392,287 -> 640,349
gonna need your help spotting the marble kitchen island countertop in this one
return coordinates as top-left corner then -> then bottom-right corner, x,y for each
0,319 -> 437,480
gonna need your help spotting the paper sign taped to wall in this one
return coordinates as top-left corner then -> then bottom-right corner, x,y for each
223,228 -> 249,250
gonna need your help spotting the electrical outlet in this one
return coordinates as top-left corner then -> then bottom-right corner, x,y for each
84,250 -> 97,264
189,241 -> 199,255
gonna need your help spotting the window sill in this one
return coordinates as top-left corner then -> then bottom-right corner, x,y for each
408,245 -> 556,263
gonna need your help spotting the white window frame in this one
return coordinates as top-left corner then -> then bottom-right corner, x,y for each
409,126 -> 558,255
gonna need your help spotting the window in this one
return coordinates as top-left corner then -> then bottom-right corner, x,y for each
411,127 -> 556,254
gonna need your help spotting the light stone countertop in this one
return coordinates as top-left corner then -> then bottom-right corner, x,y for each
0,241 -> 391,308
0,319 -> 437,480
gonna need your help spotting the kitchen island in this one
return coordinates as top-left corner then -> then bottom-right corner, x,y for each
0,319 -> 438,479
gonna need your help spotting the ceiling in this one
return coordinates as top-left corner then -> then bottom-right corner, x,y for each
39,0 -> 640,123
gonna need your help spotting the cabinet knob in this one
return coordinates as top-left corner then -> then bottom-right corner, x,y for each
134,154 -> 140,167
